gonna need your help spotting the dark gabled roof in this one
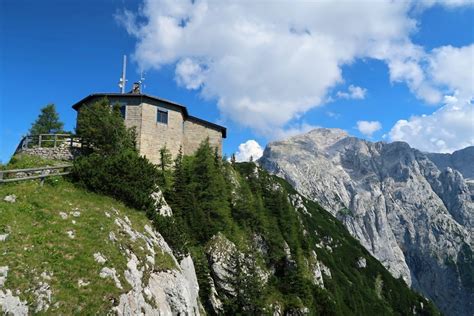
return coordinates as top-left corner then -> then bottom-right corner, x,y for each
71,93 -> 189,115
71,93 -> 226,138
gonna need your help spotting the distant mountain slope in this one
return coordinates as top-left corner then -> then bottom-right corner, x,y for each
260,128 -> 473,316
426,146 -> 474,179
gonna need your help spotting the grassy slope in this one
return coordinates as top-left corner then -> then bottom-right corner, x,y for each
0,178 -> 174,314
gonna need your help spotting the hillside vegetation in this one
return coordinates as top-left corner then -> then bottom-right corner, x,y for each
0,157 -> 187,314
151,144 -> 440,315
1,100 -> 441,314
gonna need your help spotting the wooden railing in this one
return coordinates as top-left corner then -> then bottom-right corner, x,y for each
0,164 -> 73,185
19,134 -> 82,150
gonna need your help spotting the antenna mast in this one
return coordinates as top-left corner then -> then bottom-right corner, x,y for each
118,55 -> 127,93
139,69 -> 146,92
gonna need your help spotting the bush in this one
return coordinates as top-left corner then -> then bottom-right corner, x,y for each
72,149 -> 159,212
72,98 -> 160,212
76,98 -> 136,155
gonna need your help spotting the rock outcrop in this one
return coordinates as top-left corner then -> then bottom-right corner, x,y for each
111,216 -> 201,315
260,128 -> 473,316
426,146 -> 474,179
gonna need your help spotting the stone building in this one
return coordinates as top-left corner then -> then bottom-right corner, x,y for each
72,89 -> 226,164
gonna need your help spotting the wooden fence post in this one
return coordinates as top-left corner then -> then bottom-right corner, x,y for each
54,134 -> 57,148
38,134 -> 42,147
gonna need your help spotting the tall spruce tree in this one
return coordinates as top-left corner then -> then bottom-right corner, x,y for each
158,146 -> 173,194
189,139 -> 232,241
29,104 -> 64,135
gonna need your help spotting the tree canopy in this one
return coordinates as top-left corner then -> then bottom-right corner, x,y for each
75,98 -> 136,155
29,104 -> 64,135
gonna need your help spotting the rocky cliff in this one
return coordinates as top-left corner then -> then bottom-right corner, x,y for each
259,128 -> 473,316
426,146 -> 474,180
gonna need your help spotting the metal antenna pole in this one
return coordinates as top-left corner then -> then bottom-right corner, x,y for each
140,69 -> 146,92
119,55 -> 127,93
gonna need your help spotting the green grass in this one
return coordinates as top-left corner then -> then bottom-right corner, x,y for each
2,154 -> 67,170
0,178 -> 171,314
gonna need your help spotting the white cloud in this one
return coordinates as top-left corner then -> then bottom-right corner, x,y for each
388,44 -> 474,153
175,58 -> 206,89
416,0 -> 474,9
357,120 -> 382,137
389,97 -> 474,153
117,1 -> 420,135
326,111 -> 340,119
336,85 -> 367,100
428,45 -> 474,99
235,140 -> 263,162
118,1 -> 473,139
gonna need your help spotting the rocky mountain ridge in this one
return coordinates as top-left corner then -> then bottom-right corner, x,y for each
259,128 -> 473,316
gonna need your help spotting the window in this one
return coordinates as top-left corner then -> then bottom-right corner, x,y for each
120,106 -> 126,119
157,109 -> 168,124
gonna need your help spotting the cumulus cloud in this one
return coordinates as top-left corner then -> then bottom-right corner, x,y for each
416,0 -> 474,9
357,120 -> 382,137
428,45 -> 474,99
235,140 -> 264,162
389,97 -> 474,153
117,1 -> 423,135
336,85 -> 367,100
118,1 -> 473,140
388,44 -> 474,153
175,58 -> 207,89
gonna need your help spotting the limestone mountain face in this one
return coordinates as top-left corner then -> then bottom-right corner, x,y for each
426,146 -> 474,179
259,128 -> 474,316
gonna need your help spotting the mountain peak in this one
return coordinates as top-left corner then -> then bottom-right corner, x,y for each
288,128 -> 350,149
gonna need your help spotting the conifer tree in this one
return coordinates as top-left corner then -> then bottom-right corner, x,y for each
190,139 -> 232,241
169,147 -> 188,215
157,146 -> 173,194
159,146 -> 173,172
29,104 -> 64,135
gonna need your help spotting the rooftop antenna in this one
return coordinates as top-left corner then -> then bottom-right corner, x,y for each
118,55 -> 127,93
139,69 -> 146,92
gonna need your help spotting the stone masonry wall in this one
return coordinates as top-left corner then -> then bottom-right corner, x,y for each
183,120 -> 222,156
123,105 -> 142,150
137,102 -> 185,164
15,146 -> 79,161
77,96 -> 223,165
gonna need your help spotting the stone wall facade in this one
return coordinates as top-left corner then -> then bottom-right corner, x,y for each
136,102 -> 185,164
76,95 -> 225,165
183,119 -> 222,156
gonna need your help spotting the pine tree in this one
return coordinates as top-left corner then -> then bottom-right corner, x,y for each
159,146 -> 173,173
169,147 -> 187,215
157,146 -> 173,194
29,104 -> 64,135
189,139 -> 232,241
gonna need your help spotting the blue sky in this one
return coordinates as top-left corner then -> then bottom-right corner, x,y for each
1,0 -> 473,163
